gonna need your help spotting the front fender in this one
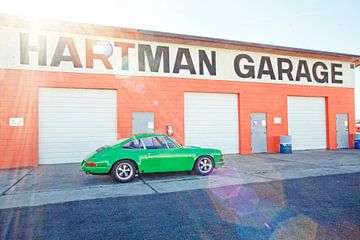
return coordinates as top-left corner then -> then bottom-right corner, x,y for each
187,148 -> 223,167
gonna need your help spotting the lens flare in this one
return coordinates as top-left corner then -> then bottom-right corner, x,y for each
93,41 -> 113,56
207,161 -> 285,230
271,215 -> 318,240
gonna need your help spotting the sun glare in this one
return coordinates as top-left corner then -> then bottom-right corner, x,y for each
1,0 -> 170,30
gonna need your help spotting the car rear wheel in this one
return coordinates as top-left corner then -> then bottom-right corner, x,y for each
194,156 -> 214,176
111,160 -> 136,183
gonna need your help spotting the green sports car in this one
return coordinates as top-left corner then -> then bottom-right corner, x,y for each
81,133 -> 224,183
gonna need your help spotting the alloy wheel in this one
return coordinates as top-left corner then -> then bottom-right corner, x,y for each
116,162 -> 133,180
198,157 -> 213,173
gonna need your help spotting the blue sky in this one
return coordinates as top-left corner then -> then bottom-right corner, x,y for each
1,0 -> 359,118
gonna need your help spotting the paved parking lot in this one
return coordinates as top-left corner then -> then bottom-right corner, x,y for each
0,149 -> 359,209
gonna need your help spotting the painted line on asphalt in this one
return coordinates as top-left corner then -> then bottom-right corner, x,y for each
1,169 -> 33,196
2,182 -> 144,195
141,177 -> 201,184
138,176 -> 159,193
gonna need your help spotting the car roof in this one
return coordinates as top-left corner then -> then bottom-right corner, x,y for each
132,133 -> 167,139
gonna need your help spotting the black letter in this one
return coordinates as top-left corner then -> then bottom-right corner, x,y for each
199,50 -> 216,75
277,58 -> 294,81
138,44 -> 169,73
257,56 -> 275,80
20,32 -> 47,66
50,37 -> 82,68
331,63 -> 343,84
233,54 -> 255,78
296,60 -> 311,82
312,62 -> 328,83
173,48 -> 196,74
86,39 -> 113,69
114,42 -> 135,71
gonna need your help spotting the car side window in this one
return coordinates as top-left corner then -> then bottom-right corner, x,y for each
164,136 -> 178,149
122,139 -> 144,150
142,137 -> 168,149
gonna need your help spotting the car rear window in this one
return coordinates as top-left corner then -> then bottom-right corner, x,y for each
122,139 -> 144,149
142,137 -> 167,149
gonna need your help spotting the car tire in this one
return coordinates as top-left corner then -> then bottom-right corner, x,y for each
111,160 -> 136,183
194,156 -> 214,176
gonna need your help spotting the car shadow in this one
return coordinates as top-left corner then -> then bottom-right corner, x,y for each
139,171 -> 200,182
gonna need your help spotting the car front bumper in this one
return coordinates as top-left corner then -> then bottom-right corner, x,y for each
215,161 -> 225,168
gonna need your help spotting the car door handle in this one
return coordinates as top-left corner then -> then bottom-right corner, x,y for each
148,153 -> 154,156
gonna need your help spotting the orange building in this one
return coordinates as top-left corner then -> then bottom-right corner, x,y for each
1,14 -> 359,169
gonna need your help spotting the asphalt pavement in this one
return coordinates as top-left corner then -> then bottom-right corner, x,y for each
1,149 -> 359,209
1,173 -> 359,240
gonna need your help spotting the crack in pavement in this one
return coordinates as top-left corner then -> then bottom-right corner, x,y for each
138,176 -> 159,193
1,169 -> 33,196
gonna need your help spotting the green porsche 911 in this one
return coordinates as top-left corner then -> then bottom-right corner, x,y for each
81,133 -> 224,183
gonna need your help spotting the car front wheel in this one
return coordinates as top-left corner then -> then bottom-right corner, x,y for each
111,160 -> 136,183
194,156 -> 214,176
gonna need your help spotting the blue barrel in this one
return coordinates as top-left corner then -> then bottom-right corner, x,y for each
280,135 -> 292,153
355,133 -> 360,149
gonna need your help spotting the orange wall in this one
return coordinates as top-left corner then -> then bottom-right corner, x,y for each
0,69 -> 356,169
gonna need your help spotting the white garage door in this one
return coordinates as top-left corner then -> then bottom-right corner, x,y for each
39,88 -> 117,164
184,93 -> 239,154
287,96 -> 326,150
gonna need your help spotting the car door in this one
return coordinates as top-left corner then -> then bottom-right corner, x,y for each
121,139 -> 151,171
141,136 -> 190,172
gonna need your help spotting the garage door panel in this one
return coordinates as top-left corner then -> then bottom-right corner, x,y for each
39,107 -> 115,114
41,122 -> 116,129
39,88 -> 117,164
184,93 -> 239,154
39,153 -> 92,162
288,97 -> 326,150
185,114 -> 238,119
185,127 -> 237,132
40,100 -> 116,107
39,150 -> 92,157
39,143 -> 103,152
39,138 -> 114,144
39,128 -> 116,135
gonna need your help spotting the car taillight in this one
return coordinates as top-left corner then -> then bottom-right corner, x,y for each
86,162 -> 97,167
219,158 -> 224,162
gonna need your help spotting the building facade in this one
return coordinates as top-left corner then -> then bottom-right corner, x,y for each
1,15 -> 359,169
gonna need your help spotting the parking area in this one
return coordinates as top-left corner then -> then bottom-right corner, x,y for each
0,149 -> 359,209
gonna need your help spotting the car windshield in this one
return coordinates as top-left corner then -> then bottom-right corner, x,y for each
165,136 -> 182,148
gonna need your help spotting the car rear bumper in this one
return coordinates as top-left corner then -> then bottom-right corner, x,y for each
81,161 -> 110,174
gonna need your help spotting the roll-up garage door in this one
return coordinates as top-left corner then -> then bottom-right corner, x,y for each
287,96 -> 326,150
39,88 -> 117,164
184,93 -> 239,154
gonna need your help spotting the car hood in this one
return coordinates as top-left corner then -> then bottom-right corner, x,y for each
183,146 -> 222,153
